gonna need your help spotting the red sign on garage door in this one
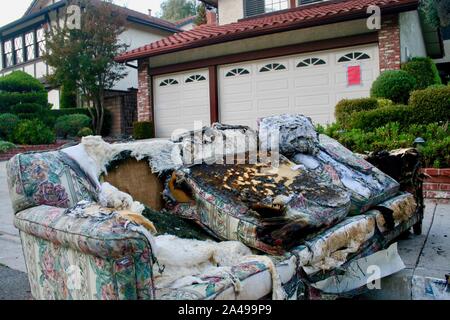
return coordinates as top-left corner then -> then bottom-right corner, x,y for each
347,65 -> 361,86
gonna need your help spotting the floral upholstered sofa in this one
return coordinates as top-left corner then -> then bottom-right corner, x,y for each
6,149 -> 303,300
6,120 -> 424,300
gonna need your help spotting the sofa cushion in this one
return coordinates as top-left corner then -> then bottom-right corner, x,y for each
7,151 -> 97,214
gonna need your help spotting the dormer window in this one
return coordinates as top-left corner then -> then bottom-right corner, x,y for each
244,0 -> 289,18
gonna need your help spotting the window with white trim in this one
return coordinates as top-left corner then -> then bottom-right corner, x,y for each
185,74 -> 207,83
338,52 -> 371,63
3,40 -> 13,68
259,63 -> 287,72
159,79 -> 179,87
36,27 -> 46,57
297,57 -> 326,68
25,31 -> 35,61
14,36 -> 24,64
225,68 -> 250,77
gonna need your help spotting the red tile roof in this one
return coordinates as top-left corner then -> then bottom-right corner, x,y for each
116,0 -> 418,62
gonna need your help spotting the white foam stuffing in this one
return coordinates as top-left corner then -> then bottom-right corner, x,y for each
98,182 -> 145,214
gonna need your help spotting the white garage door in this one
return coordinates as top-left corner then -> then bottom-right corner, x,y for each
154,69 -> 211,138
219,44 -> 380,129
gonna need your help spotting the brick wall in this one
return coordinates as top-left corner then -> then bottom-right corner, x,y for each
137,59 -> 152,123
378,14 -> 401,72
423,168 -> 450,201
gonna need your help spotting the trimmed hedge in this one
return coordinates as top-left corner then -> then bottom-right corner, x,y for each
133,121 -> 154,140
0,91 -> 48,113
60,83 -> 78,109
0,71 -> 45,93
55,114 -> 92,138
12,119 -> 56,145
0,140 -> 15,154
0,113 -> 19,140
402,57 -> 441,90
77,127 -> 94,137
11,103 -> 45,114
409,86 -> 450,124
349,104 -> 414,131
335,98 -> 379,127
371,70 -> 417,103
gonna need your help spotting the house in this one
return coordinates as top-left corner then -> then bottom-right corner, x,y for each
116,0 -> 444,138
0,0 -> 180,114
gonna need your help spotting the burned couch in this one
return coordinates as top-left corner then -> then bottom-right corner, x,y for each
6,116 -> 424,300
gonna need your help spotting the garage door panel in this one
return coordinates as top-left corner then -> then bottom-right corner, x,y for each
154,68 -> 210,138
219,44 -> 379,128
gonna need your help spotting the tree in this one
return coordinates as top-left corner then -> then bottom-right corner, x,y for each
194,3 -> 207,26
43,0 -> 128,134
160,0 -> 197,22
421,0 -> 450,28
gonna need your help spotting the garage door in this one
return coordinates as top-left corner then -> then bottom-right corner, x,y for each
218,45 -> 380,129
153,69 -> 210,138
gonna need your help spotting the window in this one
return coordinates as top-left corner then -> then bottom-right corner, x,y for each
338,52 -> 371,63
264,0 -> 288,13
297,57 -> 326,67
185,74 -> 206,83
160,79 -> 179,87
25,31 -> 35,61
3,40 -> 13,68
14,37 -> 24,64
244,0 -> 288,18
259,63 -> 286,72
297,0 -> 324,6
226,68 -> 250,77
36,27 -> 46,57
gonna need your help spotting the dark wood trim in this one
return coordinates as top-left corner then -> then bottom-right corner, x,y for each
150,74 -> 156,137
208,66 -> 219,124
149,32 -> 378,76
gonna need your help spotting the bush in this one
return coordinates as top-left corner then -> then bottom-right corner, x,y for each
11,103 -> 44,114
133,122 -> 154,140
0,71 -> 45,93
12,120 -> 56,145
371,70 -> 417,103
0,113 -> 19,140
60,83 -> 78,109
349,104 -> 414,130
0,91 -> 48,113
376,98 -> 394,108
77,127 -> 94,137
409,86 -> 450,124
402,57 -> 441,90
0,141 -> 15,154
54,114 -> 92,138
335,98 -> 379,127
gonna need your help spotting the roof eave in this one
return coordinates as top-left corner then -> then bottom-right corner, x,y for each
127,16 -> 181,33
116,0 -> 419,63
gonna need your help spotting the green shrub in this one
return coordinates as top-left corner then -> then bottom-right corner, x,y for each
376,98 -> 394,108
371,70 -> 417,103
335,98 -> 379,127
0,113 -> 20,140
12,120 -> 56,145
77,127 -> 94,137
11,103 -> 44,114
0,71 -> 45,93
409,86 -> 450,124
133,121 -> 154,140
49,108 -> 92,118
349,104 -> 414,130
54,114 -> 92,138
0,91 -> 48,113
60,83 -> 78,109
0,141 -> 15,154
402,57 -> 441,90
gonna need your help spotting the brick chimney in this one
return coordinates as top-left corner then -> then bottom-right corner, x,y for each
206,11 -> 217,25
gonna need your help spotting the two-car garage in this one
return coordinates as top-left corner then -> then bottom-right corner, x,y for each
152,44 -> 380,138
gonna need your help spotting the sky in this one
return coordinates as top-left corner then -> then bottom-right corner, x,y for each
0,0 -> 165,26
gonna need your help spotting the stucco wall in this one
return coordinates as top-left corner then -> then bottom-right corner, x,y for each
218,0 -> 244,25
399,10 -> 427,62
112,24 -> 172,91
150,18 -> 373,68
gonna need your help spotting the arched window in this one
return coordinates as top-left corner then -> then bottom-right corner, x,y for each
159,79 -> 179,87
338,52 -> 371,63
259,63 -> 287,73
185,74 -> 207,83
297,57 -> 327,68
225,68 -> 250,77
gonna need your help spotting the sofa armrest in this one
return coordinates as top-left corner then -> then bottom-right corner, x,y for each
14,204 -> 154,260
